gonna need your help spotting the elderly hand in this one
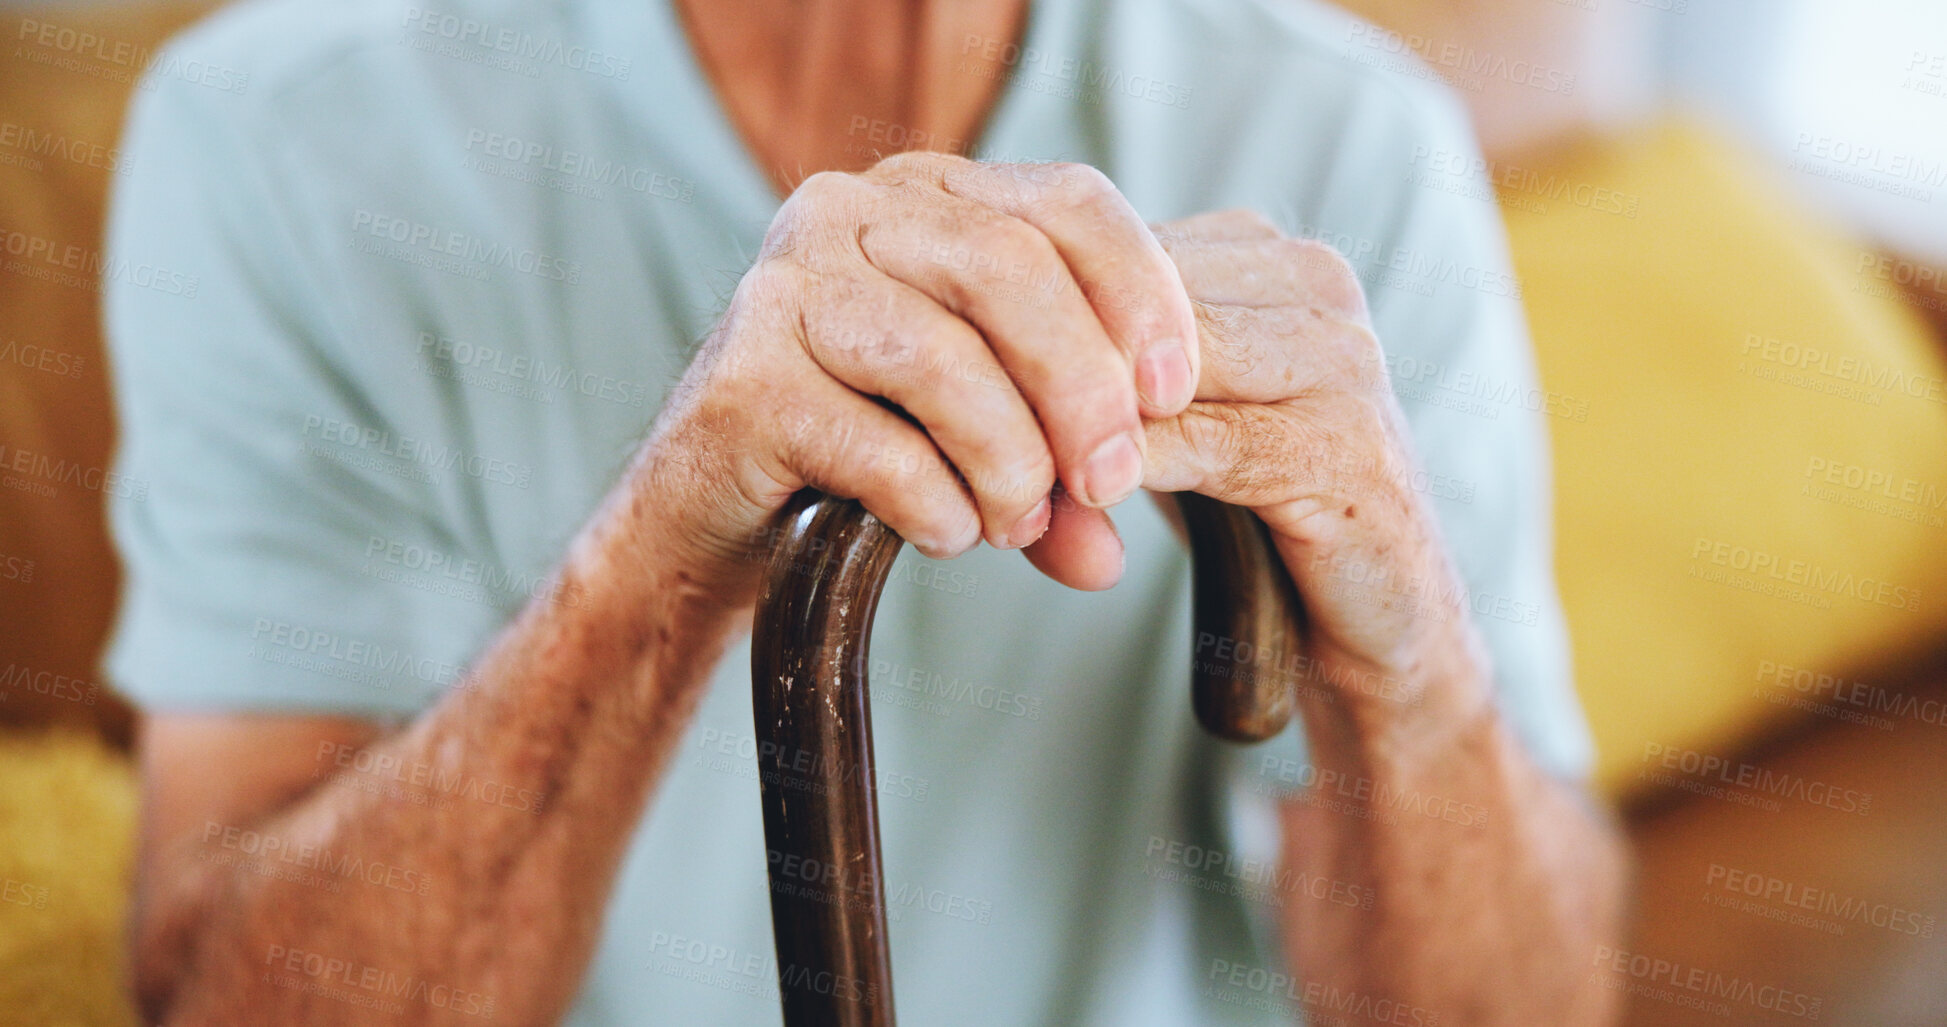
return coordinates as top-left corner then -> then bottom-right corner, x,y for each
633,154 -> 1491,725
1127,210 -> 1494,723
625,153 -> 1200,605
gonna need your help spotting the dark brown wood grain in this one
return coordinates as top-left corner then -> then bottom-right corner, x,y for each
1176,491 -> 1306,742
751,489 -> 1305,1026
751,492 -> 904,1027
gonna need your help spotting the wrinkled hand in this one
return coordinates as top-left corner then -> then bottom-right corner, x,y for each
628,150 -> 1487,705
1136,210 -> 1489,702
625,153 -> 1198,606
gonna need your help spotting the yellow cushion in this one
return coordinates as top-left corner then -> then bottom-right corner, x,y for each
1501,119 -> 1947,799
0,730 -> 137,1027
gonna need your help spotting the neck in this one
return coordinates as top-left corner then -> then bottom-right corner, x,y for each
674,0 -> 1030,195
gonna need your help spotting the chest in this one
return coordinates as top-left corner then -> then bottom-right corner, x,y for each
669,0 -> 1030,192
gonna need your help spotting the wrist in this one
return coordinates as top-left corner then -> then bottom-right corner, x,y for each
571,501 -> 748,634
579,417 -> 777,618
544,460 -> 759,724
1298,627 -> 1497,772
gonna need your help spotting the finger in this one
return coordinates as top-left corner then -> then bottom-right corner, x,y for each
1021,487 -> 1125,591
798,272 -> 1056,550
1153,208 -> 1283,247
858,188 -> 1146,511
1142,400 -> 1453,664
926,156 -> 1201,417
1187,302 -> 1383,403
765,371 -> 984,559
1163,236 -> 1369,317
1140,400 -> 1328,510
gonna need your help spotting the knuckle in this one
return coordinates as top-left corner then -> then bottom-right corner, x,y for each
768,173 -> 867,258
1196,302 -> 1256,362
969,446 -> 1057,507
1154,218 -> 1220,250
1047,161 -> 1114,196
855,440 -> 936,504
830,317 -> 913,376
880,327 -> 947,389
1336,321 -> 1384,367
1308,315 -> 1384,393
1273,236 -> 1350,276
784,410 -> 848,483
1171,408 -> 1245,488
881,476 -> 979,549
935,506 -> 984,554
788,169 -> 858,209
1151,221 -> 1193,253
1034,161 -> 1118,215
1209,407 -> 1269,492
1269,238 -> 1370,316
732,253 -> 793,310
1199,405 -> 1300,500
721,262 -> 809,357
1233,208 -> 1283,236
757,218 -> 807,262
801,266 -> 877,315
965,212 -> 1054,264
873,150 -> 926,173
1349,391 -> 1401,444
1313,393 -> 1397,470
1249,303 -> 1305,340
797,168 -> 847,194
1324,272 -> 1372,318
874,149 -> 960,181
1309,247 -> 1371,308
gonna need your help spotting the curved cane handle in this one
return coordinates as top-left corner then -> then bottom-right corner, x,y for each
1173,491 -> 1306,742
751,489 -> 1306,1026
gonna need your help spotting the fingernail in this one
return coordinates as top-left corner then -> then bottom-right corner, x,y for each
1006,495 -> 1051,549
1080,432 -> 1142,507
1136,340 -> 1193,410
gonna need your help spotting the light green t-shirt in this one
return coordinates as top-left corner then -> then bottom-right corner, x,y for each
104,0 -> 1592,1022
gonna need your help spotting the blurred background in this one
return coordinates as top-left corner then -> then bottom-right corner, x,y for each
2,0 -> 1944,1023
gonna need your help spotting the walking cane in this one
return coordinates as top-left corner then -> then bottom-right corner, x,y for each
751,488 -> 1305,1026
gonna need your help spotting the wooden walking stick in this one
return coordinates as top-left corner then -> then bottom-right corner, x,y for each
751,489 -> 1306,1026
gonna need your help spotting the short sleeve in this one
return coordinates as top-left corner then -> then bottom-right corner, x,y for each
102,53 -> 501,718
1349,84 -> 1596,782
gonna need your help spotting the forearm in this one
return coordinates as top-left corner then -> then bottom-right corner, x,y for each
1273,637 -> 1630,1027
1136,207 -> 1623,1023
141,494 -> 744,1025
